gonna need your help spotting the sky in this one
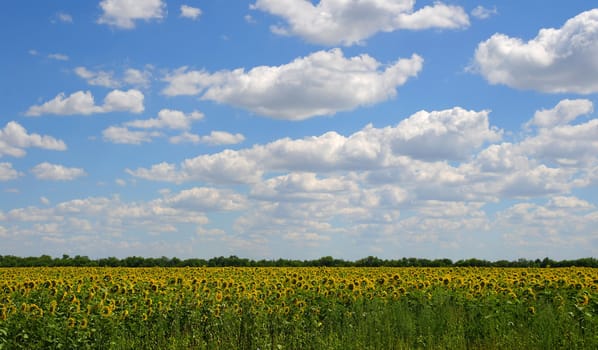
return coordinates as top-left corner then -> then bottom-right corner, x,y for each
0,1 -> 597,261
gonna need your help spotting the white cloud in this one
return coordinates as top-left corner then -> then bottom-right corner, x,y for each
0,121 -> 66,157
127,149 -> 264,184
200,131 -> 245,145
102,126 -> 160,144
10,100 -> 593,258
2,187 -> 245,243
0,163 -> 20,181
497,165 -> 572,198
165,187 -> 247,211
76,66 -> 152,89
180,5 -> 202,20
503,100 -> 598,169
104,109 -> 204,145
40,197 -> 51,205
25,89 -> 144,116
466,99 -> 598,199
527,99 -> 593,129
74,67 -> 120,88
123,68 -> 152,88
471,6 -> 497,20
168,132 -> 201,144
127,101 -> 598,213
98,0 -> 166,29
496,198 -> 598,252
522,118 -> 598,167
284,232 -> 331,245
48,53 -> 69,61
169,131 -> 245,145
56,12 -> 73,23
163,49 -> 423,120
389,108 -> 501,161
251,0 -> 469,46
129,107 -> 501,183
250,172 -> 357,202
31,162 -> 87,181
473,9 -> 598,93
547,196 -> 594,210
103,90 -> 144,113
26,91 -> 100,116
126,109 -> 203,130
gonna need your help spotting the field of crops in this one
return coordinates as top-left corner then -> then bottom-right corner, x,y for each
1,267 -> 597,349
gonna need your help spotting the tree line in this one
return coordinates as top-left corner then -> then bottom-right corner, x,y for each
0,254 -> 596,268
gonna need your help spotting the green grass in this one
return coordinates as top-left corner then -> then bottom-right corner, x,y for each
3,290 -> 595,349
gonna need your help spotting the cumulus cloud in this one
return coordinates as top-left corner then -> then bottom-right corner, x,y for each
471,6 -> 497,20
168,131 -> 245,146
48,53 -> 69,61
75,66 -> 153,89
199,131 -> 245,145
31,162 -> 87,181
1,187 -> 246,245
6,100 -> 598,258
163,49 -> 423,120
103,109 -> 207,145
102,126 -> 161,145
473,9 -> 598,93
180,5 -> 202,20
98,0 -> 166,29
123,68 -> 152,88
251,0 -> 469,46
74,67 -> 120,88
126,109 -> 204,130
103,89 -> 145,113
496,197 -> 598,254
493,99 -> 598,169
164,187 -> 247,211
55,12 -> 73,23
522,119 -> 598,168
168,132 -> 201,144
25,89 -> 144,116
0,121 -> 66,157
0,163 -> 20,181
389,108 -> 501,161
547,196 -> 594,210
526,99 -> 593,129
250,172 -> 357,202
128,148 -> 265,184
464,99 -> 598,200
128,100 -> 598,213
129,107 -> 501,183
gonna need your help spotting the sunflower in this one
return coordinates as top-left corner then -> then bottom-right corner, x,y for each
1,305 -> 7,321
580,294 -> 590,306
20,303 -> 29,313
80,318 -> 89,329
49,300 -> 58,315
28,304 -> 44,318
100,305 -> 113,318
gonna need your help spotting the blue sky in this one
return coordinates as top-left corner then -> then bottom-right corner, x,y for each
1,1 -> 597,260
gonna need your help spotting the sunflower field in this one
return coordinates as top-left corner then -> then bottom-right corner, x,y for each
1,266 -> 597,349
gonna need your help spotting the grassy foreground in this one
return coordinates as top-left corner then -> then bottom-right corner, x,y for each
1,267 -> 597,349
